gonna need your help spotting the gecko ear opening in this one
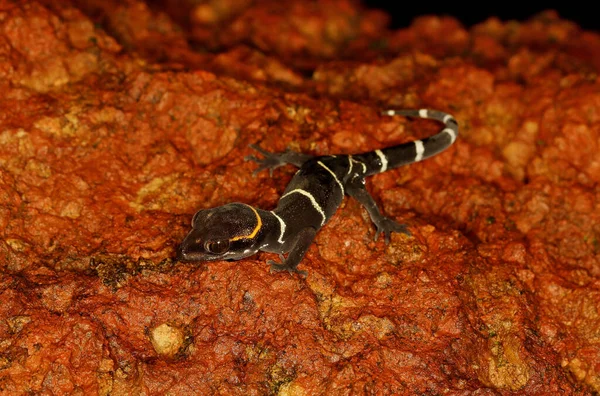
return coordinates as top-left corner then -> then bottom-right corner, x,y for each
204,239 -> 230,254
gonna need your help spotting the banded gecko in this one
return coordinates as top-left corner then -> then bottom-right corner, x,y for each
177,109 -> 458,275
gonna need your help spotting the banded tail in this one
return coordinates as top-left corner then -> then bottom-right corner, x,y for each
359,108 -> 459,175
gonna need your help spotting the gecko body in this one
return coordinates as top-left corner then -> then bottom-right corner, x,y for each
177,109 -> 458,275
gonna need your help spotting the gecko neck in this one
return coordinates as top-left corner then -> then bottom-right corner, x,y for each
255,208 -> 287,252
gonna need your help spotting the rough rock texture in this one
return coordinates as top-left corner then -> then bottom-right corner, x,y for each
1,0 -> 599,394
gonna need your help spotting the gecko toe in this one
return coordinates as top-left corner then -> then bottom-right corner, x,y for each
374,218 -> 411,243
268,260 -> 306,277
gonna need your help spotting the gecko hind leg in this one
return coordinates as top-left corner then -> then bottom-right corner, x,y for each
346,176 -> 411,244
245,144 -> 314,176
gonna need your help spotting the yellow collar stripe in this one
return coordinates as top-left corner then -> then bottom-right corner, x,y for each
230,205 -> 262,241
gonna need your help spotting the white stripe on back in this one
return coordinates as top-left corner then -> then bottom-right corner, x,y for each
270,211 -> 287,244
318,161 -> 344,196
280,189 -> 326,225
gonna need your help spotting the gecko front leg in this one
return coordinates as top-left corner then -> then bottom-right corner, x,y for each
268,227 -> 316,277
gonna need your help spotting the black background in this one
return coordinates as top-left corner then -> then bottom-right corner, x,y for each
363,2 -> 597,31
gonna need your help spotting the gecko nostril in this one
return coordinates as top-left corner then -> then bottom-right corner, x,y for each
176,244 -> 186,261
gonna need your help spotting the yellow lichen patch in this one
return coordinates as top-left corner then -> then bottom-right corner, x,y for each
34,111 -> 83,139
97,357 -> 115,396
316,294 -> 357,324
6,315 -> 31,333
284,105 -> 313,125
150,323 -> 185,358
32,117 -> 60,135
129,174 -> 181,212
88,106 -> 126,125
314,292 -> 355,337
374,272 -> 393,288
484,335 -> 530,390
5,238 -> 29,253
59,199 -> 83,219
20,57 -> 70,92
384,235 -> 425,266
562,357 -> 600,392
311,281 -> 394,341
563,357 -> 587,382
277,381 -> 307,396
0,356 -> 9,370
244,343 -> 272,363
0,129 -> 35,172
336,315 -> 396,341
24,159 -> 52,179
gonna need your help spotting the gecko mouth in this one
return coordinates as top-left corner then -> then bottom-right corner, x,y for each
176,244 -> 203,262
176,232 -> 208,262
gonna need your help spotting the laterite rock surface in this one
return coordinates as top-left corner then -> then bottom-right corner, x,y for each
0,1 -> 599,394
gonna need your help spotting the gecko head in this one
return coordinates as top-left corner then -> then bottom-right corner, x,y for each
177,203 -> 263,262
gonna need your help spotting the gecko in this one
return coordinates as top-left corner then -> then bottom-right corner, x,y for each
177,109 -> 458,275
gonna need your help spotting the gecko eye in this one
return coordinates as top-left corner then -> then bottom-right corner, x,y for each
204,239 -> 230,254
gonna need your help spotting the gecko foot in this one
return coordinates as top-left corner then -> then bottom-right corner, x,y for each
267,255 -> 308,277
245,144 -> 289,177
374,218 -> 411,244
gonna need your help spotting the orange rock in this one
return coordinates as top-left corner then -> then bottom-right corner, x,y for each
0,1 -> 599,394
